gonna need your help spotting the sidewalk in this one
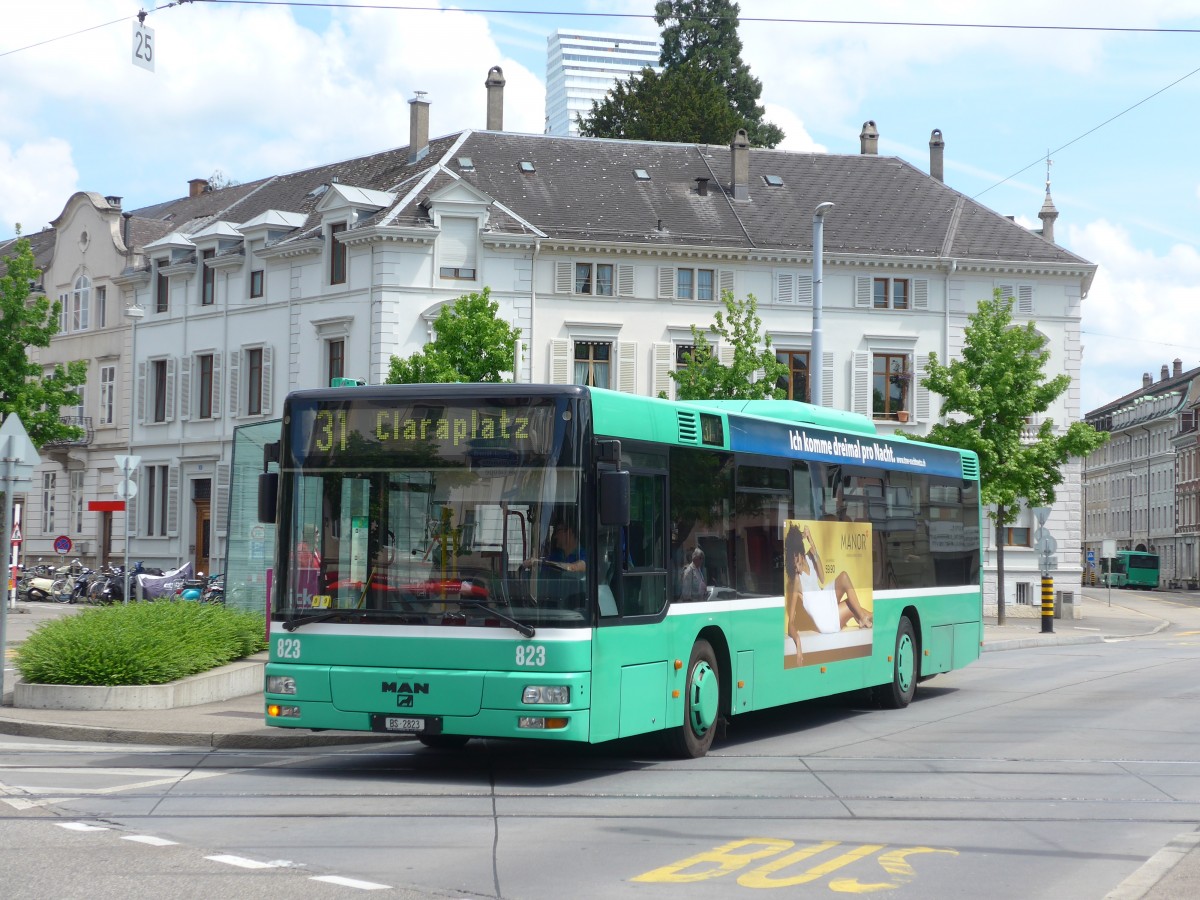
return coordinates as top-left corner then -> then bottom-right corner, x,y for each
1,591 -> 1193,897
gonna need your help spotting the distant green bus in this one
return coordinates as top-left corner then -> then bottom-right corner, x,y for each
1102,550 -> 1160,589
260,384 -> 983,757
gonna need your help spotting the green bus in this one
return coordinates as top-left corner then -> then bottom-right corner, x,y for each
1102,550 -> 1160,589
260,384 -> 983,757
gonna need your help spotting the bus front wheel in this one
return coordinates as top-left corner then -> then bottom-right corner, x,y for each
668,639 -> 720,759
875,615 -> 918,709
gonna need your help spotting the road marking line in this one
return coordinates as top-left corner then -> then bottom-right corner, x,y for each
205,854 -> 280,869
310,875 -> 392,890
122,834 -> 178,846
58,822 -> 108,832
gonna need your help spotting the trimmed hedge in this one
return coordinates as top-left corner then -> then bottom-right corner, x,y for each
15,602 -> 267,686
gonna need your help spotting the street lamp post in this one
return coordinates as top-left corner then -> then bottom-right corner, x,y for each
810,202 -> 835,407
123,304 -> 144,603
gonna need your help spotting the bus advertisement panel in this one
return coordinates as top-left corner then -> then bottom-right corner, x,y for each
263,384 -> 983,757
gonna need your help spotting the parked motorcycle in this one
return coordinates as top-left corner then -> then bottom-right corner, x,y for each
21,558 -> 71,603
50,561 -> 91,604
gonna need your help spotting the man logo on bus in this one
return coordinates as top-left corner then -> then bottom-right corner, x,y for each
381,681 -> 430,695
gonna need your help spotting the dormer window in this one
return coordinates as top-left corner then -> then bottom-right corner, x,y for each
329,222 -> 347,285
458,157 -> 475,172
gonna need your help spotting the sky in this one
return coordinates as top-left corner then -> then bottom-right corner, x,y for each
3,1 -> 1199,414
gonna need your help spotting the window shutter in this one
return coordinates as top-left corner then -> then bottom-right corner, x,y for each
657,267 -> 675,299
1017,284 -> 1034,315
211,352 -> 222,418
855,276 -> 872,308
439,217 -> 477,269
178,357 -> 192,420
822,351 -> 834,408
227,350 -> 240,417
913,278 -> 929,310
549,339 -> 570,383
617,341 -> 637,393
215,462 -> 231,536
555,261 -> 573,294
617,264 -> 634,297
852,352 -> 871,416
136,361 -> 147,424
166,465 -> 180,537
260,346 -> 274,416
164,357 -> 176,422
915,353 -> 932,421
652,342 -> 673,398
797,275 -> 813,306
718,269 -> 735,298
776,271 -> 795,305
997,283 -> 1016,302
718,345 -> 735,367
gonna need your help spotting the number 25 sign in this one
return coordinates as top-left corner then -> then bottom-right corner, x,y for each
132,21 -> 155,72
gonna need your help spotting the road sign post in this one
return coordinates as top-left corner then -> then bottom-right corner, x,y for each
115,454 -> 142,604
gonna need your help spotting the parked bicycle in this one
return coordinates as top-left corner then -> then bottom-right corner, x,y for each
50,560 -> 89,604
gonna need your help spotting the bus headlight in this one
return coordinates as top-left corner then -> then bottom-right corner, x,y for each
266,676 -> 297,694
522,685 -> 570,704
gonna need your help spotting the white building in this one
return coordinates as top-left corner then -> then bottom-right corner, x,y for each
10,73 -> 1095,613
545,29 -> 660,136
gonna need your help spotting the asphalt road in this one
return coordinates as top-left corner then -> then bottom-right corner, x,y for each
3,590 -> 1200,899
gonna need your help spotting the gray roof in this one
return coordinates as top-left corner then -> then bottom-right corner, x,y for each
99,130 -> 1090,268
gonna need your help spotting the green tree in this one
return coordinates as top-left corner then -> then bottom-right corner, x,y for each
917,290 -> 1107,623
670,291 -> 787,400
654,0 -> 784,148
577,60 -> 744,144
386,287 -> 522,384
0,234 -> 86,447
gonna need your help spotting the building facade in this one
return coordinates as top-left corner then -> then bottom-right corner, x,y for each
545,30 -> 660,136
9,72 -> 1095,612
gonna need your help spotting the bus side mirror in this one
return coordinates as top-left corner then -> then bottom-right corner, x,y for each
258,472 -> 278,524
599,470 -> 629,526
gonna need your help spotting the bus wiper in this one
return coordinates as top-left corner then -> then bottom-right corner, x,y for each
282,609 -> 397,631
457,600 -> 536,638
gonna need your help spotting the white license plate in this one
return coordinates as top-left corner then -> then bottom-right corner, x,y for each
383,717 -> 425,733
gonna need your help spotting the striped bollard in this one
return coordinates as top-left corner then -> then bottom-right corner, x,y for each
1041,575 -> 1054,634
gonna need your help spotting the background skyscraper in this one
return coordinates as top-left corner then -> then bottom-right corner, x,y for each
545,30 -> 660,136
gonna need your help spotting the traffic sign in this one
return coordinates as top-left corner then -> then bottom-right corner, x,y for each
53,535 -> 73,555
132,20 -> 154,72
114,454 -> 142,474
1032,507 -> 1051,526
115,479 -> 138,500
10,523 -> 20,544
1036,531 -> 1057,555
1086,550 -> 1095,564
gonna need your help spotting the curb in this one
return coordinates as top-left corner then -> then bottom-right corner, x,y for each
982,634 -> 1105,652
1105,830 -> 1200,899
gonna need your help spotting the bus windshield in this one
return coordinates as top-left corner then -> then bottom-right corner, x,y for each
277,393 -> 590,629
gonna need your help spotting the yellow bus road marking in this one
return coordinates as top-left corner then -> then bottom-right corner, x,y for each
1175,630 -> 1200,636
632,837 -> 958,892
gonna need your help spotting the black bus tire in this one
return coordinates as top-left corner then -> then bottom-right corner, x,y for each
667,638 -> 720,759
875,615 -> 918,709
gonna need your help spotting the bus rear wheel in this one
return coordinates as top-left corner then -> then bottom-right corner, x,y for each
667,639 -> 720,759
875,615 -> 918,709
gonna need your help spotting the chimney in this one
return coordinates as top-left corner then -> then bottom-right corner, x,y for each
485,66 -> 505,131
730,128 -> 750,201
859,120 -> 879,155
695,177 -> 709,197
1175,358 -> 1183,377
188,178 -> 208,198
1143,373 -> 1152,389
105,195 -> 122,209
1162,364 -> 1170,382
408,92 -> 430,164
929,129 -> 944,181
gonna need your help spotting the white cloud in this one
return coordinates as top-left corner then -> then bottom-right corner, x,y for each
0,139 -> 78,234
1070,218 -> 1200,411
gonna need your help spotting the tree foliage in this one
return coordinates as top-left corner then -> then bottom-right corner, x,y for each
386,287 -> 522,385
0,235 -> 86,448
578,0 -> 783,147
917,290 -> 1107,621
577,61 -> 744,145
654,0 -> 783,148
670,291 -> 787,400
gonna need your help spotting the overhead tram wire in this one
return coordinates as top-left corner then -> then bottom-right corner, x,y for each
0,2 -> 186,59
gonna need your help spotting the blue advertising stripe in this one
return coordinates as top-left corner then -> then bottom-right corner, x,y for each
729,418 -> 965,478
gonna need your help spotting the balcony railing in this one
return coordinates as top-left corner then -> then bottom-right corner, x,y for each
42,416 -> 93,448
